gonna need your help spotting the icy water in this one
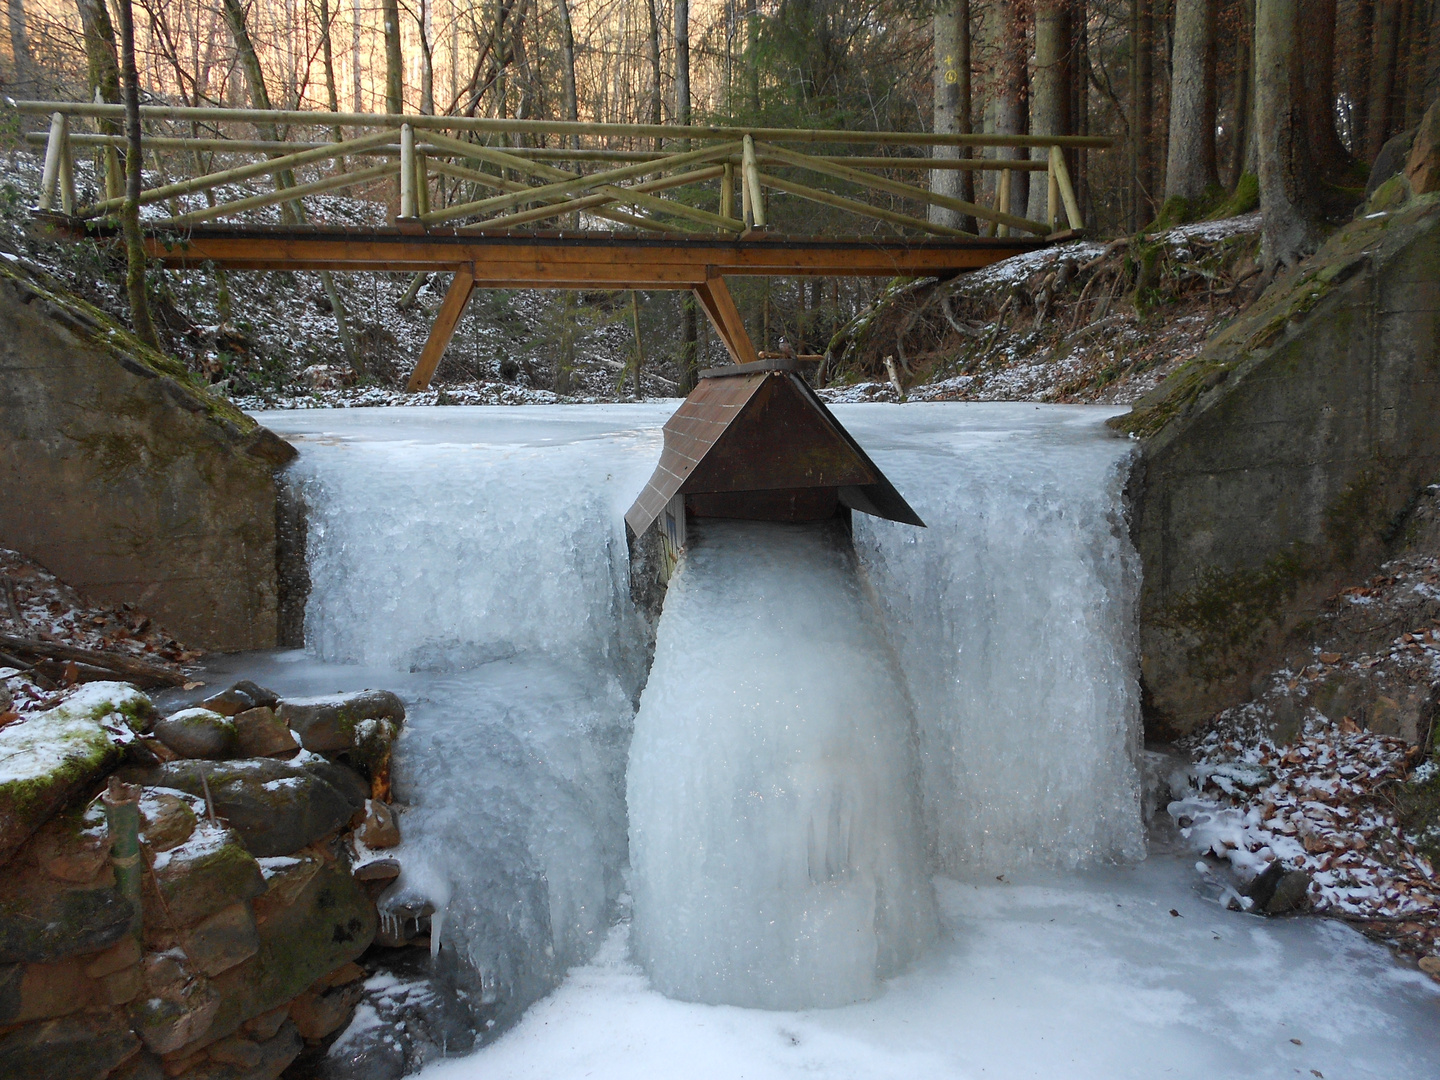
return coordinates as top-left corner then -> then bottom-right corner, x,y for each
241,403 -> 1440,1077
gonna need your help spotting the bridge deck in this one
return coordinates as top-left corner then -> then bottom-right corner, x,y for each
108,223 -> 1048,282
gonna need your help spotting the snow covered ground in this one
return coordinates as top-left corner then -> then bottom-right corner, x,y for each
416,851 -> 1440,1080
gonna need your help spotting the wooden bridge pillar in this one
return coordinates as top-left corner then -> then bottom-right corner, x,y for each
405,266 -> 477,393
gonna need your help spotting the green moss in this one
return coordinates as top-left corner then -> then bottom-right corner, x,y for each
1156,542 -> 1317,683
1207,174 -> 1260,220
1107,355 -> 1235,438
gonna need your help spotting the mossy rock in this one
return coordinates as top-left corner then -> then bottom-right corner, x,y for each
151,708 -> 237,760
276,691 -> 406,755
0,684 -> 152,864
148,822 -> 266,929
0,887 -> 135,965
197,855 -> 376,1048
0,1009 -> 141,1080
120,759 -> 359,858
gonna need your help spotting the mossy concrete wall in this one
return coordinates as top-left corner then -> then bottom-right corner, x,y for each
0,257 -> 294,651
1113,190 -> 1440,739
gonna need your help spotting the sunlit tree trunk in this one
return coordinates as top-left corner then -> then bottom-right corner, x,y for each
419,0 -> 435,115
1165,0 -> 1219,202
7,0 -> 35,89
1256,0 -> 1320,270
745,0 -> 759,113
317,0 -> 344,145
557,0 -> 579,129
382,0 -> 404,113
351,0 -> 363,111
647,0 -> 663,129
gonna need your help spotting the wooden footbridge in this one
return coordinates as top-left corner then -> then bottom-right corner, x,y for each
14,100 -> 1106,390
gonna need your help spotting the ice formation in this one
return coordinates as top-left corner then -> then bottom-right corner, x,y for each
627,520 -> 937,1008
843,405 -> 1146,871
255,402 -> 1146,1028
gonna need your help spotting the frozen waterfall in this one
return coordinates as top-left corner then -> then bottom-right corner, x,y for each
255,402 -> 1143,1024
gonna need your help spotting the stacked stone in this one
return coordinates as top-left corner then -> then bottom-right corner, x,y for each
0,678 -> 406,1080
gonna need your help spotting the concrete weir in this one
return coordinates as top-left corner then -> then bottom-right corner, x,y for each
1115,190 -> 1440,738
0,256 -> 295,651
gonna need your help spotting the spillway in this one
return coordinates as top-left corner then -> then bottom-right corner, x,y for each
250,402 -> 1147,1029
210,400 -> 1440,1080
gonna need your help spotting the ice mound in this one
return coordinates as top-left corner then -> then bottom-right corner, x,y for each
627,519 -> 937,1009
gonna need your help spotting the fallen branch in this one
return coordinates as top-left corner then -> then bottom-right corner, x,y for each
0,634 -> 186,687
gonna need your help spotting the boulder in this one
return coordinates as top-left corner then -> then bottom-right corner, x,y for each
232,707 -> 298,758
181,902 -> 260,978
289,980 -> 364,1040
148,822 -> 266,930
30,803 -> 111,884
0,1009 -> 142,1080
186,1020 -> 301,1080
130,950 -> 221,1055
0,955 -> 103,1023
0,886 -> 135,964
138,789 -> 199,853
1405,98 -> 1440,195
152,708 -> 237,760
359,800 -> 400,849
0,683 -> 151,863
278,692 -> 406,755
121,759 -> 360,858
194,856 -> 377,1049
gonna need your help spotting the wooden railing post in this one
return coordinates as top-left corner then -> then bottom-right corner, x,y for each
416,151 -> 431,217
38,112 -> 66,211
721,161 -> 735,222
742,135 -> 765,229
996,168 -> 1011,238
58,122 -> 77,215
399,123 -> 417,219
1049,145 -> 1083,233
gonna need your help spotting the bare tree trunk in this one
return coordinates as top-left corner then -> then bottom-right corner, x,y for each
557,0 -> 580,134
647,0 -> 663,130
1165,0 -> 1219,201
1028,0 -> 1071,223
1401,0 -> 1430,127
1366,0 -> 1402,159
317,0 -> 344,145
383,0 -> 404,114
351,0 -> 363,111
419,0 -> 435,115
1136,0 -> 1156,219
76,0 -> 123,197
1229,0 -> 1255,188
931,0 -> 973,231
116,0 -> 158,349
745,0 -> 760,113
7,0 -> 35,89
1256,0 -> 1320,270
1300,0 -> 1350,177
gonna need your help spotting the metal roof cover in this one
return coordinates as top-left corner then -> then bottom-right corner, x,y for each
625,360 -> 924,536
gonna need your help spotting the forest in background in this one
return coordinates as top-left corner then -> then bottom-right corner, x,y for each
0,0 -> 1436,392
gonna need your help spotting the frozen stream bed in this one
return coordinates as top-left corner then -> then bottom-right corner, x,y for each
237,402 -> 1440,1078
419,853 -> 1440,1080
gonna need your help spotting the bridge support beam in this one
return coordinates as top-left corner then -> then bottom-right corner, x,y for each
405,266 -> 476,392
405,267 -> 761,393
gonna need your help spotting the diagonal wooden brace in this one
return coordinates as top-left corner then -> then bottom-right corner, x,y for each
406,265 -> 477,392
693,273 -> 758,366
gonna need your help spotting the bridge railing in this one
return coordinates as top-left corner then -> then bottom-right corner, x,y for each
13,100 -> 1109,241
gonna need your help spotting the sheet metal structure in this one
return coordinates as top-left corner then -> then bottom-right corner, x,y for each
625,359 -> 923,544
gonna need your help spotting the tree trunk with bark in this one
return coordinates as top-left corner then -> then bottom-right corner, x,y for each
1366,0 -> 1402,159
1256,0 -> 1321,270
419,0 -> 436,115
646,0 -> 663,130
383,0 -> 405,114
1229,0 -> 1255,188
558,0 -> 580,133
1301,0 -> 1351,177
115,0 -> 158,349
930,0 -> 970,229
1028,0 -> 1070,223
1165,0 -> 1219,202
317,0 -> 344,145
1129,0 -> 1157,226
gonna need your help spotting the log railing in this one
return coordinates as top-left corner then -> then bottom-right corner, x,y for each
13,99 -> 1108,240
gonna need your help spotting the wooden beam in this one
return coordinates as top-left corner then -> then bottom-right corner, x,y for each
693,276 -> 759,366
426,158 -> 677,234
406,267 -> 477,392
11,99 -> 1116,150
756,172 -> 972,238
